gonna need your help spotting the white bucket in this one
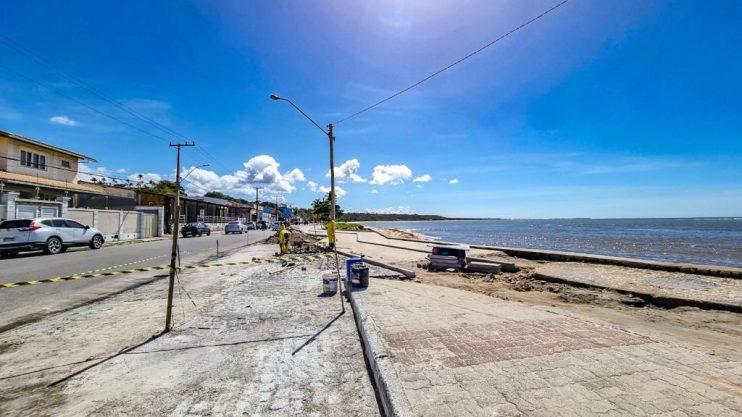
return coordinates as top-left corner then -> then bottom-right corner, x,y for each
322,270 -> 338,295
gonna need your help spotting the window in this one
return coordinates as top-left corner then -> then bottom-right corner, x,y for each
0,220 -> 32,229
61,160 -> 71,169
20,150 -> 47,170
63,220 -> 86,229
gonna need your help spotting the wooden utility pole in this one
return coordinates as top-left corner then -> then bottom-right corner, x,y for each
254,186 -> 263,223
328,123 -> 336,222
165,141 -> 195,332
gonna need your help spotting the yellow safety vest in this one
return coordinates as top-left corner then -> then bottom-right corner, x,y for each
326,220 -> 336,244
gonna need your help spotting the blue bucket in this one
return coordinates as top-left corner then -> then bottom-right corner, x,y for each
346,257 -> 364,279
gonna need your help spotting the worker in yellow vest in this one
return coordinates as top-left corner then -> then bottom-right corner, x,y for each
278,223 -> 286,254
326,219 -> 336,250
279,223 -> 291,254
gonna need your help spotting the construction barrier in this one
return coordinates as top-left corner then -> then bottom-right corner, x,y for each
0,253 -> 334,290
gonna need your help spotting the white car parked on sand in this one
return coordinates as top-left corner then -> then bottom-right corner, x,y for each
0,217 -> 105,257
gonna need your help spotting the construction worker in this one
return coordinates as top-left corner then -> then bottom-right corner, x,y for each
280,224 -> 292,254
326,219 -> 336,250
278,223 -> 286,254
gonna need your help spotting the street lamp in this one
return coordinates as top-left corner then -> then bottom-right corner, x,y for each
269,94 -> 337,224
182,164 -> 209,182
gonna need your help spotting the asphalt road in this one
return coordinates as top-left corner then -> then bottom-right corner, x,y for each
0,230 -> 274,332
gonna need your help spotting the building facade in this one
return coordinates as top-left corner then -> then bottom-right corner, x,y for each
0,129 -> 101,202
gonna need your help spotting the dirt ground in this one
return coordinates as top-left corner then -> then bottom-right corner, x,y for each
0,244 -> 380,417
368,227 -> 423,240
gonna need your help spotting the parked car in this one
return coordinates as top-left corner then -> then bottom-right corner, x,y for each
0,218 -> 105,257
224,221 -> 248,234
245,222 -> 257,230
181,222 -> 211,237
270,222 -> 281,231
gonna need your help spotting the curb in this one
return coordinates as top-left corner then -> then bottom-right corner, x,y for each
349,291 -> 413,417
533,272 -> 742,314
335,249 -> 416,279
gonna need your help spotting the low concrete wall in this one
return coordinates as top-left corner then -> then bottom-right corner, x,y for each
67,209 -> 94,227
67,207 -> 164,241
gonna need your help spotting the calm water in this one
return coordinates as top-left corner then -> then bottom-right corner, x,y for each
361,218 -> 742,268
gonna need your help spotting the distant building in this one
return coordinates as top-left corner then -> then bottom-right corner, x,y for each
0,129 -> 101,202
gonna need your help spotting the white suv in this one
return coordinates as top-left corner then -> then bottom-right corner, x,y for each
0,218 -> 105,257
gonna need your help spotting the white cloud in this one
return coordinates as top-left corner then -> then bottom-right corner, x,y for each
284,168 -> 306,183
49,115 -> 78,126
128,172 -> 163,185
307,181 -> 319,192
362,206 -> 412,214
328,159 -> 367,183
370,189 -> 379,194
115,168 -> 129,174
413,174 -> 432,182
319,185 -> 347,198
449,178 -> 460,184
416,184 -> 423,188
179,155 -> 305,196
369,164 -> 412,185
77,166 -> 111,183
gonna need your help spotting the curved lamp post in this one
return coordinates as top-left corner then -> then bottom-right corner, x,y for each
269,94 -> 336,224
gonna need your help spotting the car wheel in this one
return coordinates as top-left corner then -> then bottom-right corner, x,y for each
44,237 -> 63,255
89,234 -> 104,249
207,231 -> 211,236
198,232 -> 203,237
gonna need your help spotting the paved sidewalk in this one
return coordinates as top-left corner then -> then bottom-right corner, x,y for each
352,279 -> 742,416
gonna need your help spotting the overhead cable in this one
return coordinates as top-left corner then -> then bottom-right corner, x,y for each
333,0 -> 570,125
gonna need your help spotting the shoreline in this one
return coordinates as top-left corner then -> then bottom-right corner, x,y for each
358,220 -> 742,269
362,226 -> 742,278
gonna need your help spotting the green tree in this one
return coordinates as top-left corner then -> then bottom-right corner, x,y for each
204,191 -> 231,200
148,180 -> 185,195
311,193 -> 343,221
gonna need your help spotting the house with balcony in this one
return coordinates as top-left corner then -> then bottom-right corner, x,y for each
0,129 -> 102,220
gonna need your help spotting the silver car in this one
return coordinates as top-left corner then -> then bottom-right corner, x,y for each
0,217 -> 105,257
224,221 -> 248,234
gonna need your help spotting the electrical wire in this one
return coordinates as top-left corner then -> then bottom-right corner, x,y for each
0,36 -> 229,172
333,0 -> 570,125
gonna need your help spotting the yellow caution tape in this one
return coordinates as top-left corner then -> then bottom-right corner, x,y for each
0,253 -> 333,290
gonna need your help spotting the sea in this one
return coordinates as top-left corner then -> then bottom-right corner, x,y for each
360,218 -> 742,268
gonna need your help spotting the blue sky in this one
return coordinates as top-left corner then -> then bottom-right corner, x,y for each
0,0 -> 740,218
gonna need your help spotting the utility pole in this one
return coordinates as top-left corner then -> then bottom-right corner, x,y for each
165,141 -> 195,332
275,195 -> 281,222
254,186 -> 263,223
328,123 -> 336,222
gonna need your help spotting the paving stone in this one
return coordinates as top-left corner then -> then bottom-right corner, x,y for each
352,279 -> 742,417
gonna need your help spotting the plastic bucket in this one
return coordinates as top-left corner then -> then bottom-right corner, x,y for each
322,270 -> 338,295
351,264 -> 370,288
346,257 -> 364,279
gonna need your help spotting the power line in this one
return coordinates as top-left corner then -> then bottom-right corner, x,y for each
0,35 -> 230,172
0,62 -> 174,145
333,0 -> 570,125
0,153 -> 163,184
0,34 -> 191,141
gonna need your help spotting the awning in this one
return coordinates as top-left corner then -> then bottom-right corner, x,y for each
0,171 -> 104,194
